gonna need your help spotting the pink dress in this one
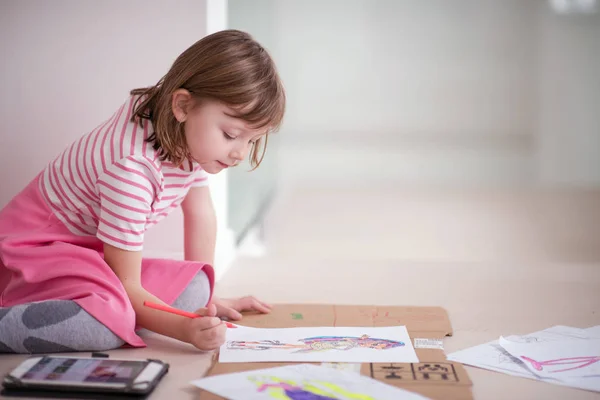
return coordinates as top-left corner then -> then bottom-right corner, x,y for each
0,96 -> 214,348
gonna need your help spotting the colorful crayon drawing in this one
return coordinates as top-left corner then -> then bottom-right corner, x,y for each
248,375 -> 375,400
227,334 -> 404,354
521,355 -> 600,373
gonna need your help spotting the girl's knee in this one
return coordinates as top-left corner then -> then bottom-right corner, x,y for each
171,269 -> 211,312
74,310 -> 126,352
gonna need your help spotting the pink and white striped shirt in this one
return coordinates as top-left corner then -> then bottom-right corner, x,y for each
39,95 -> 209,251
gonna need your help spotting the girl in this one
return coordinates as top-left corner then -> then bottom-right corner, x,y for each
0,30 -> 285,354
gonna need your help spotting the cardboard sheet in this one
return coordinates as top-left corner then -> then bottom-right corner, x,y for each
197,304 -> 473,400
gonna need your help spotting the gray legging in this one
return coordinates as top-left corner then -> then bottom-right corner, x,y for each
0,269 -> 210,353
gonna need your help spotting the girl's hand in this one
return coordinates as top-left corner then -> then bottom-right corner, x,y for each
184,303 -> 227,351
211,296 -> 272,321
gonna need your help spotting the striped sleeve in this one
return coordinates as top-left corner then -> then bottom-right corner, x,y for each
96,156 -> 162,251
190,166 -> 209,188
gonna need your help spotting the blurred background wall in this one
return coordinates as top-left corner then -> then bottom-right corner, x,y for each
1,0 -> 598,278
229,0 -> 600,189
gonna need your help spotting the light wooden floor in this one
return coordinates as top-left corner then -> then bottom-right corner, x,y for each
1,184 -> 599,399
217,184 -> 600,400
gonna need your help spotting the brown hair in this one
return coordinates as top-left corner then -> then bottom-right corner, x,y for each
130,30 -> 285,169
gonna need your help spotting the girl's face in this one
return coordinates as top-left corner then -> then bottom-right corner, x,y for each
172,91 -> 265,174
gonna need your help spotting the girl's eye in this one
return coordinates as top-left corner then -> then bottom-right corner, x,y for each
223,132 -> 235,140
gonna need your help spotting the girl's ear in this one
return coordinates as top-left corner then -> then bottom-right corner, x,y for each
171,89 -> 193,122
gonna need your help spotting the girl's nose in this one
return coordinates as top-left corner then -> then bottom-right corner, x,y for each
230,143 -> 249,161
230,150 -> 244,161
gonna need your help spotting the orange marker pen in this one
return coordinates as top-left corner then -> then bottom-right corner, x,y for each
143,300 -> 238,328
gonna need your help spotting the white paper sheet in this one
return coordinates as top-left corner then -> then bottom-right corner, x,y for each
446,325 -> 600,392
191,364 -> 430,400
585,325 -> 600,338
499,336 -> 600,379
219,326 -> 419,363
447,326 -> 591,373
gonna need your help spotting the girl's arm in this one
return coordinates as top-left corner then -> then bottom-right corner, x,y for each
181,186 -> 273,320
181,186 -> 217,265
103,243 -> 225,350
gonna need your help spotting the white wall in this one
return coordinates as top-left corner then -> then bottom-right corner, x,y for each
0,0 -> 234,274
535,5 -> 600,186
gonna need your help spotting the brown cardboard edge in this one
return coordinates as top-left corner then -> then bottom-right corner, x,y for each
195,304 -> 471,400
220,304 -> 455,338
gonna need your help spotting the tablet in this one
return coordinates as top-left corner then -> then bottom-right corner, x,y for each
2,355 -> 169,397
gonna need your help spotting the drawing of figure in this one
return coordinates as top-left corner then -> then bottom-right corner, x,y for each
521,355 -> 600,373
227,334 -> 404,353
227,340 -> 305,351
248,375 -> 376,400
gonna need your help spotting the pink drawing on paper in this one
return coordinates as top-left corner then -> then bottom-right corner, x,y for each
521,355 -> 600,373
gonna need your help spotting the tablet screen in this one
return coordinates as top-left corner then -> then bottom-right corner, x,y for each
22,357 -> 146,385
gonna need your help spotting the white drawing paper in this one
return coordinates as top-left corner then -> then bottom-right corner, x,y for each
499,336 -> 600,379
446,325 -> 600,392
448,326 -> 592,373
219,326 -> 419,363
585,325 -> 600,338
191,363 -> 430,400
